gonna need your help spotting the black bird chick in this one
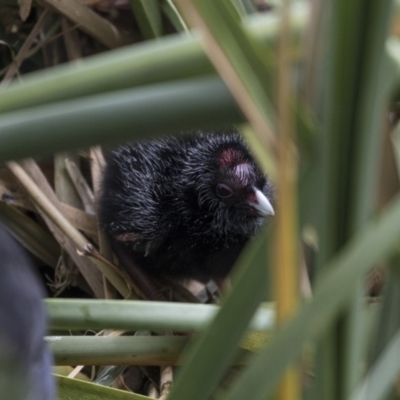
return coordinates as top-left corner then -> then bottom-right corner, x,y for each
99,130 -> 274,284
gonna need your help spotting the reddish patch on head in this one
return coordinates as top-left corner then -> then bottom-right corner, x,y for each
217,148 -> 255,187
217,148 -> 245,167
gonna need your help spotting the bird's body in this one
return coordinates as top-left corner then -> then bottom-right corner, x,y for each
99,130 -> 274,283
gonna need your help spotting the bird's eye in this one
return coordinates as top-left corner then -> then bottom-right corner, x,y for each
216,184 -> 234,199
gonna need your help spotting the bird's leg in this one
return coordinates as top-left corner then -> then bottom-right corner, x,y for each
112,242 -> 168,302
184,280 -> 207,298
156,276 -> 201,303
213,278 -> 232,295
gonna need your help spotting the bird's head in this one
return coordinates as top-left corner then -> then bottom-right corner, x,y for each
182,131 -> 274,237
212,146 -> 274,217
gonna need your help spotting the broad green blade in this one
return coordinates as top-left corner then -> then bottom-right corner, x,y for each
0,77 -> 242,163
373,271 -> 400,357
46,299 -> 275,333
351,326 -> 400,400
129,0 -> 163,39
57,374 -> 151,399
168,228 -> 269,400
0,34 -> 211,114
162,0 -> 189,32
49,336 -> 188,366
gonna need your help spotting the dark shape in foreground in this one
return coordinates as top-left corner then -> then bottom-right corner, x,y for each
0,225 -> 55,400
99,130 -> 274,284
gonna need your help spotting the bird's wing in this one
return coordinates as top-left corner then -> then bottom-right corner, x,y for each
100,140 -> 185,257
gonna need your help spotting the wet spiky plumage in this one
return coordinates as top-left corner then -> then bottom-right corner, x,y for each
99,130 -> 274,283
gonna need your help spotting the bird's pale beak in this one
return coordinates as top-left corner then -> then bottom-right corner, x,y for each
249,188 -> 275,216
